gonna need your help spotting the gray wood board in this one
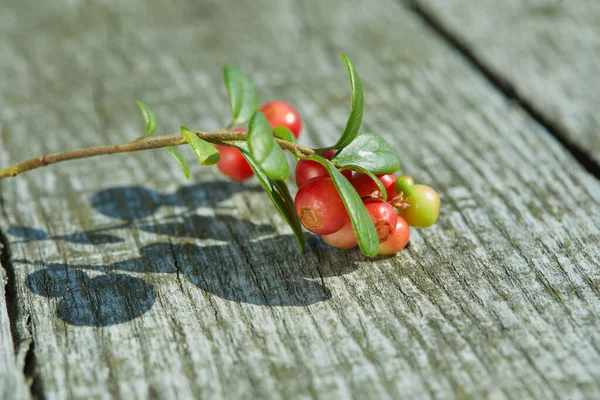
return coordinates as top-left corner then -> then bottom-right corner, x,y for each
408,0 -> 600,167
0,0 -> 600,398
0,255 -> 30,400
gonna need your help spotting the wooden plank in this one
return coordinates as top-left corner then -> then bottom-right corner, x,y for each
0,0 -> 600,398
407,0 -> 600,167
0,254 -> 31,400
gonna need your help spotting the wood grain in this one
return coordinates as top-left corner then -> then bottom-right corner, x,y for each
408,0 -> 600,168
0,0 -> 599,399
0,245 -> 30,400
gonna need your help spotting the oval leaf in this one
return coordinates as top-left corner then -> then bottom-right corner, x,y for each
181,126 -> 220,166
236,142 -> 305,253
136,101 -> 158,136
223,66 -> 259,125
273,126 -> 297,144
309,155 -> 379,257
332,132 -> 400,174
248,112 -> 289,180
333,55 -> 364,151
165,147 -> 190,180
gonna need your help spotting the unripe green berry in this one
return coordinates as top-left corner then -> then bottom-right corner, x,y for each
397,184 -> 440,228
394,174 -> 415,196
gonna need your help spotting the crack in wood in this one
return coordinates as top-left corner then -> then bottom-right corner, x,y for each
0,192 -> 44,399
402,0 -> 600,180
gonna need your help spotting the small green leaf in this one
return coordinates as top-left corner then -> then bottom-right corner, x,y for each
165,147 -> 190,180
332,132 -> 400,174
273,126 -> 297,144
223,66 -> 259,125
273,126 -> 298,159
271,179 -> 305,252
181,126 -> 221,166
136,101 -> 158,136
236,143 -> 305,253
309,155 -> 379,257
341,165 -> 388,200
332,55 -> 364,151
248,112 -> 289,180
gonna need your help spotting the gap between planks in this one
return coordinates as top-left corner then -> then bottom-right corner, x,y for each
401,0 -> 600,180
0,191 -> 42,399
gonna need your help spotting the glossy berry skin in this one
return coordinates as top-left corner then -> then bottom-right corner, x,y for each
379,217 -> 410,256
295,150 -> 352,188
397,184 -> 440,228
295,177 -> 350,235
259,101 -> 302,139
321,221 -> 358,249
363,198 -> 397,243
394,174 -> 415,196
215,128 -> 253,182
352,173 -> 397,199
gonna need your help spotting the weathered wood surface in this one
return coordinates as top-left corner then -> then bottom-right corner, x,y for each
1,0 -> 600,399
408,0 -> 600,167
0,246 -> 30,400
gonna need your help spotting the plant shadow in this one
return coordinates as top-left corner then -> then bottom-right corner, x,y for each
14,183 -> 363,327
9,226 -> 125,245
9,181 -> 267,245
21,235 -> 358,327
90,181 -> 263,221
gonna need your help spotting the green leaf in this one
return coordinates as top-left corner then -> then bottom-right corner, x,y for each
332,55 -> 364,151
236,143 -> 305,253
181,126 -> 221,166
273,126 -> 298,159
136,100 -> 158,136
309,155 -> 379,257
341,165 -> 387,200
165,147 -> 190,180
273,126 -> 297,144
223,66 -> 259,125
332,132 -> 400,174
248,112 -> 289,180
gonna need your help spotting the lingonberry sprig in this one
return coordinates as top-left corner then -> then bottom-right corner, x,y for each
0,55 -> 441,257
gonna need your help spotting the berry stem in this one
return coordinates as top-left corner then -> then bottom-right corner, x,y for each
0,130 -> 316,179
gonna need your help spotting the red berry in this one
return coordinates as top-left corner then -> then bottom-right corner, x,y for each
295,177 -> 349,235
379,217 -> 410,256
216,128 -> 253,182
321,221 -> 358,249
295,150 -> 352,188
259,101 -> 302,139
352,173 -> 397,199
363,198 -> 398,243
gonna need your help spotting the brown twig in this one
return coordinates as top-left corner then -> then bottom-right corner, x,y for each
0,131 -> 316,179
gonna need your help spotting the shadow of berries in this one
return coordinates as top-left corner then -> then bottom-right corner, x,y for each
13,183 -> 362,327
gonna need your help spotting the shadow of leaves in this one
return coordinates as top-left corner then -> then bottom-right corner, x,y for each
18,235 -> 361,326
9,226 -> 124,245
91,181 -> 262,221
14,182 -> 365,327
137,214 -> 273,240
27,267 -> 154,326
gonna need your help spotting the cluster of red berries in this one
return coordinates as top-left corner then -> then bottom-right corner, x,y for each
215,101 -> 302,181
214,100 -> 439,256
294,162 -> 439,256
